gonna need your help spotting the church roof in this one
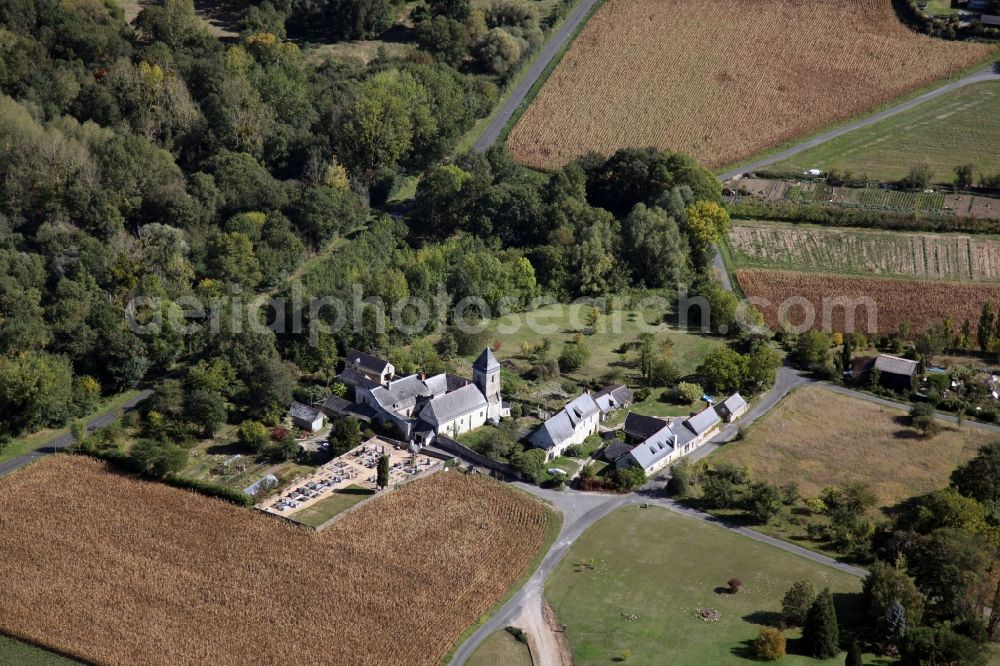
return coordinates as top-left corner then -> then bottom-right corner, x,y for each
472,347 -> 501,372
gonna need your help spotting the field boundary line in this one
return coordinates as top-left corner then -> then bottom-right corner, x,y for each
472,0 -> 606,153
717,59 -> 1000,180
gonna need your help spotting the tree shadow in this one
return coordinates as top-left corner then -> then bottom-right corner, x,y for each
742,611 -> 784,627
205,441 -> 244,456
892,429 -> 922,440
729,638 -> 758,660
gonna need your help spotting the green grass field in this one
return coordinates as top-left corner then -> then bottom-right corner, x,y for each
485,299 -> 725,382
768,81 -> 1000,183
547,506 -> 865,665
0,635 -> 79,665
466,629 -> 533,666
289,485 -> 375,527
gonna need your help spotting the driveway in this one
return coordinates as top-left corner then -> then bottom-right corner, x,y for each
0,390 -> 153,478
452,475 -> 866,665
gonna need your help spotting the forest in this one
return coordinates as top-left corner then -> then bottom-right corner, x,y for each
0,0 -> 728,443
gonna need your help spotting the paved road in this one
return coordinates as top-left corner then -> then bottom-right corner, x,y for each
0,390 -> 153,478
818,382 -> 1000,434
452,474 -> 866,664
472,0 -> 603,152
717,62 -> 1000,181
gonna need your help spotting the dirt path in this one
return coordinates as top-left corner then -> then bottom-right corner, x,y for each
514,596 -> 572,666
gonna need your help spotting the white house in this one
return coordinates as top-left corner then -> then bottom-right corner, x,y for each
616,402 -> 724,475
528,392 -> 601,461
345,348 -> 394,384
714,392 -> 748,423
288,401 -> 325,432
593,384 -> 634,420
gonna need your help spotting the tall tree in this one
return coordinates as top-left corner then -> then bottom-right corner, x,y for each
803,588 -> 840,659
377,454 -> 389,489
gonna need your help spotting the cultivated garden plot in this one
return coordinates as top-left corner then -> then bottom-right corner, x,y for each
507,0 -> 994,170
728,221 -> 1000,280
735,268 -> 1000,334
0,457 -> 550,666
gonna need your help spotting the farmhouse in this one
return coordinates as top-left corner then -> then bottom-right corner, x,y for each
528,392 -> 602,460
852,354 -> 919,391
593,384 -> 634,419
345,348 -> 394,383
714,392 -> 748,422
288,401 -> 325,432
614,400 -> 729,475
623,412 -> 670,442
353,348 -> 507,443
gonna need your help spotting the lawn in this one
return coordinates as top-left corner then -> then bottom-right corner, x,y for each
768,80 -> 1000,183
484,298 -> 725,383
711,386 -> 993,509
0,390 -> 142,464
546,505 -> 865,665
288,485 -> 375,527
466,629 -> 532,666
0,635 -> 79,666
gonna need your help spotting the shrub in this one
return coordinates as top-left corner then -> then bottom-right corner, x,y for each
754,626 -> 786,661
558,342 -> 590,372
781,580 -> 816,626
563,444 -> 584,458
727,577 -> 742,594
674,381 -> 703,404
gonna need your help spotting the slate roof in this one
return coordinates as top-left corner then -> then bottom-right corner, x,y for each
288,401 -> 323,422
602,439 -> 634,462
336,368 -> 379,391
623,412 -> 670,441
594,385 -> 634,414
423,373 -> 449,397
370,375 -> 432,411
320,396 -> 374,422
418,383 -> 488,426
472,347 -> 501,373
875,354 -> 919,377
345,348 -> 391,375
534,393 -> 601,449
625,424 -> 676,470
715,392 -> 747,417
682,405 -> 721,436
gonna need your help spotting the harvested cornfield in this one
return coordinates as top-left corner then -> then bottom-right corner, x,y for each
728,222 -> 1000,280
0,456 -> 551,666
508,0 -> 995,170
735,268 -> 1000,334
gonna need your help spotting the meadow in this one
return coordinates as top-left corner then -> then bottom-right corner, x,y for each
768,80 -> 1000,182
507,0 -> 994,170
727,220 -> 1000,280
546,505 -> 864,665
480,299 -> 725,380
0,457 -> 551,666
735,268 -> 1000,334
711,386 -> 992,508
